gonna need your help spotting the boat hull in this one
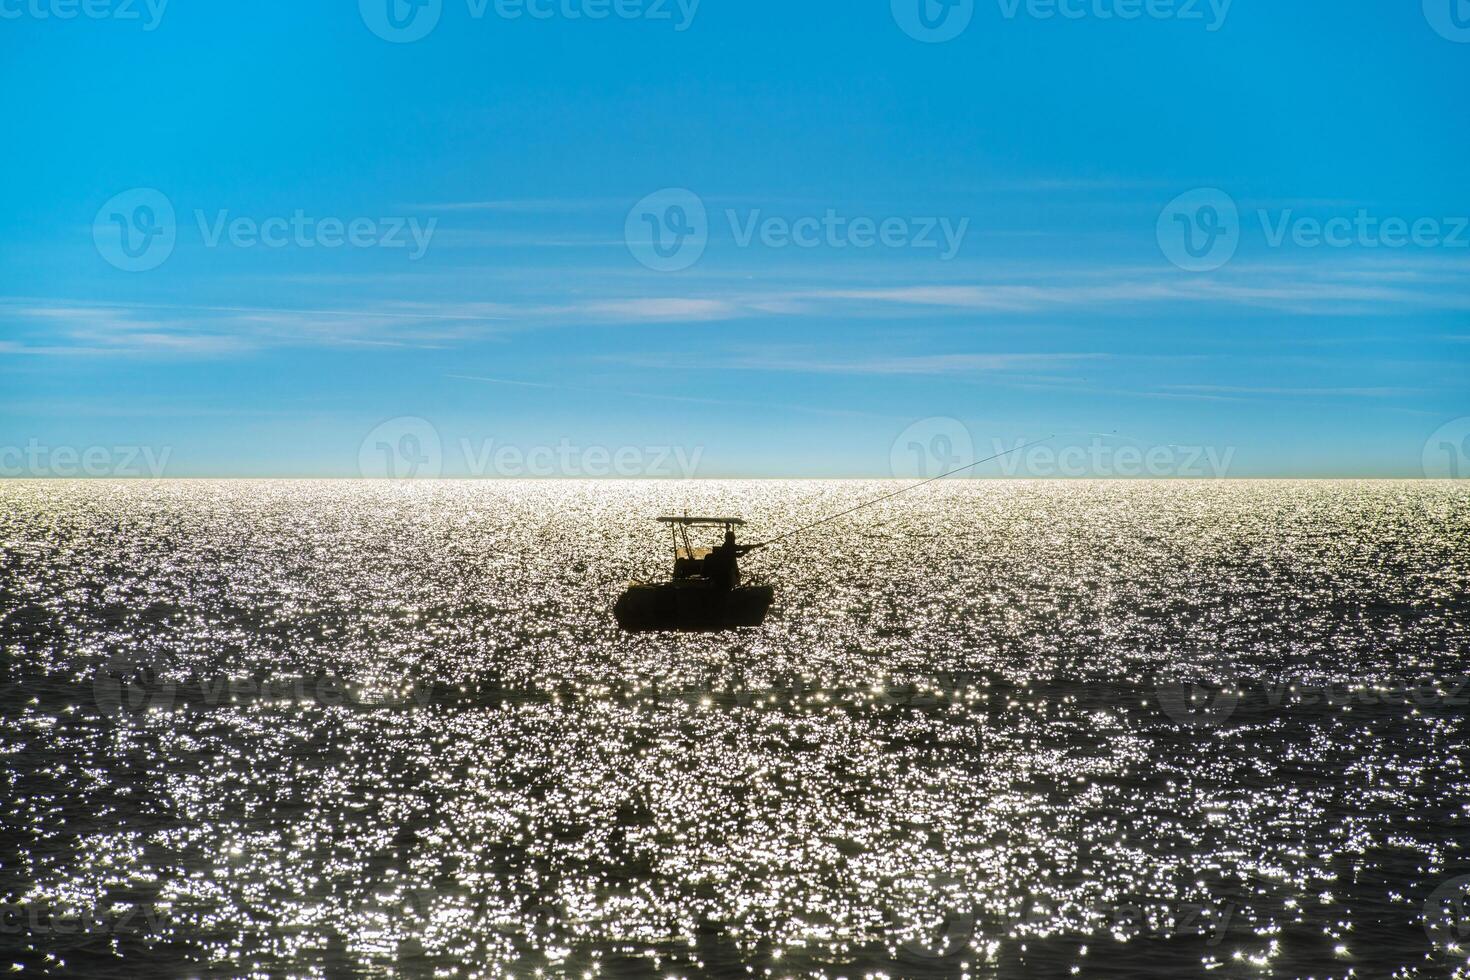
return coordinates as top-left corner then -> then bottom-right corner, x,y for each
614,581 -> 774,632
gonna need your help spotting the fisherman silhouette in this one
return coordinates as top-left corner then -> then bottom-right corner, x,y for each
704,528 -> 754,591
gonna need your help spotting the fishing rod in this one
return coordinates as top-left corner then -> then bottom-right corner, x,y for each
749,435 -> 1054,551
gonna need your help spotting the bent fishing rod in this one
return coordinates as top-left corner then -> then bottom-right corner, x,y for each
748,435 -> 1054,551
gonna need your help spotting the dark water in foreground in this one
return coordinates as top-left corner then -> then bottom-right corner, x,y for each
2,480 -> 1468,979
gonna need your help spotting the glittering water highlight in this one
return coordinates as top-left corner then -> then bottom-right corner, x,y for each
2,480 -> 1468,978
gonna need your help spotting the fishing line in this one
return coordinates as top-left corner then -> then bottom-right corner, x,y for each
751,435 -> 1055,550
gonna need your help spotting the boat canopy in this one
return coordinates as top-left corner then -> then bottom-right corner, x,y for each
657,516 -> 746,526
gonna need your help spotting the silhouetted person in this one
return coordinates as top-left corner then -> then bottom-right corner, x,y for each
704,528 -> 754,591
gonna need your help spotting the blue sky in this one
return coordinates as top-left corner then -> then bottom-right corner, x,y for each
1,0 -> 1467,477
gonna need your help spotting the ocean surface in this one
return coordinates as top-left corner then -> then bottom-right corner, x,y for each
2,480 -> 1468,979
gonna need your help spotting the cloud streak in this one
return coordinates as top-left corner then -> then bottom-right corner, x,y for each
5,253 -> 1468,358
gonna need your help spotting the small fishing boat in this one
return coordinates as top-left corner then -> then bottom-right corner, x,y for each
614,517 -> 774,632
612,436 -> 1050,632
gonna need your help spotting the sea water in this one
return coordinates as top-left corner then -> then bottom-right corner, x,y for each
1,480 -> 1467,977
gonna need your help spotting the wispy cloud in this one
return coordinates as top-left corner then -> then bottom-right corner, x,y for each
801,272 -> 1470,315
409,198 -> 627,213
1162,384 -> 1418,397
424,229 -> 626,249
6,252 -> 1468,360
2,301 -> 495,356
446,373 -> 883,418
720,351 -> 1112,375
954,177 -> 1175,193
576,298 -> 740,321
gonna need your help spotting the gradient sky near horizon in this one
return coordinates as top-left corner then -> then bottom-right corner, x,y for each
1,0 -> 1467,478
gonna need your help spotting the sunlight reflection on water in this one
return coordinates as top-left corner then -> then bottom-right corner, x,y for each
1,480 -> 1468,978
